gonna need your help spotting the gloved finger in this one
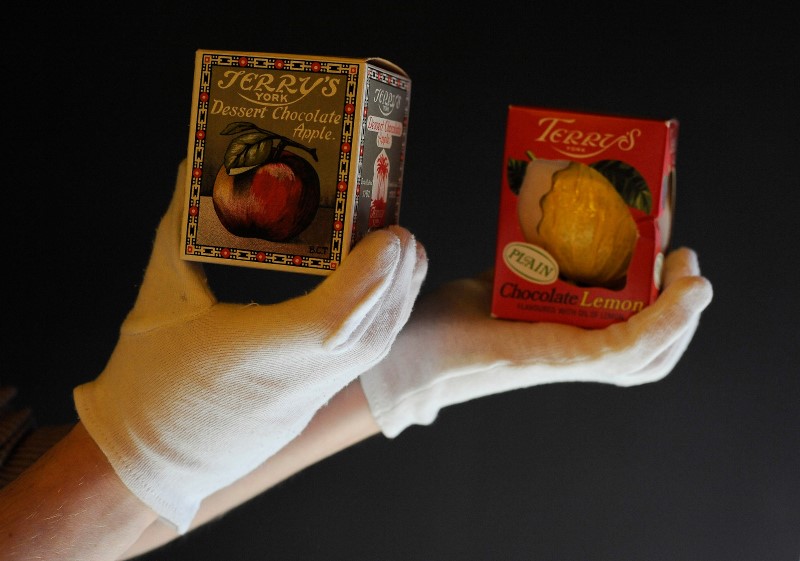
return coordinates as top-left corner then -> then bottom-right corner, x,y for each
125,161 -> 217,332
600,272 -> 712,377
352,225 -> 428,352
662,247 -> 701,289
346,225 -> 428,354
606,248 -> 709,385
610,311 -> 701,386
304,226 -> 417,351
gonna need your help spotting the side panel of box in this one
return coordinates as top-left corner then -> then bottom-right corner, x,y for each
349,64 -> 412,246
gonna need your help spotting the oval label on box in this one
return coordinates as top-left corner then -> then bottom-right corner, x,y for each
503,242 -> 559,284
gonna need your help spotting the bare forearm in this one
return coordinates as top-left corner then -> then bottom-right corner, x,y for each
119,380 -> 381,559
0,422 -> 158,561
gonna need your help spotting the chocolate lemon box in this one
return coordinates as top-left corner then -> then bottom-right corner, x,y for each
491,105 -> 678,328
181,49 -> 411,275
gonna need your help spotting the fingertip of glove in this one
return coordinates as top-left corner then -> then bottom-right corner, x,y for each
378,226 -> 427,274
667,275 -> 714,314
629,274 -> 712,338
664,247 -> 700,278
387,226 -> 428,290
385,224 -> 410,240
686,275 -> 714,310
350,228 -> 403,274
414,247 -> 429,282
411,235 -> 428,278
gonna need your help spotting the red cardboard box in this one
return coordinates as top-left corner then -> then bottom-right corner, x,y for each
491,105 -> 678,328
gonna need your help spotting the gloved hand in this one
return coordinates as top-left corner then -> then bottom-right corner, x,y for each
360,248 -> 712,437
74,161 -> 428,533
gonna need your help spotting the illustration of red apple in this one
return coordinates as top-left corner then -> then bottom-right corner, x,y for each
212,122 -> 320,242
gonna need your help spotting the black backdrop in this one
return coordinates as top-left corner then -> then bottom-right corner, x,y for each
4,4 -> 799,561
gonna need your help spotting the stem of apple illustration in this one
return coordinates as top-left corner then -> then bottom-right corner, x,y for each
220,122 -> 320,175
273,137 -> 318,162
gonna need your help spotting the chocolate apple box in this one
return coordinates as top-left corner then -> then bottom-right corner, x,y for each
181,50 -> 411,276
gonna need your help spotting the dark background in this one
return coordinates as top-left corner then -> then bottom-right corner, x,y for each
4,4 -> 798,561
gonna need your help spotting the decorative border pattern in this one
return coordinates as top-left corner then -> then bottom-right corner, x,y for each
184,53 -> 360,273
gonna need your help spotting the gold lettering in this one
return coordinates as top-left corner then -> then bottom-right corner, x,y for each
535,117 -> 640,158
276,74 -> 298,94
254,74 -> 275,91
297,76 -> 325,96
209,99 -> 267,118
579,291 -> 644,312
321,77 -> 340,96
581,132 -> 602,147
618,129 -> 641,150
564,130 -> 584,145
217,70 -> 245,89
534,117 -> 575,141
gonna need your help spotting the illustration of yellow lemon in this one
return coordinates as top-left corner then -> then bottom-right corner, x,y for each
517,158 -> 570,247
517,160 -> 638,287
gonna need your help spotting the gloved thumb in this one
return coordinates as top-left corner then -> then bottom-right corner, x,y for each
308,225 -> 427,352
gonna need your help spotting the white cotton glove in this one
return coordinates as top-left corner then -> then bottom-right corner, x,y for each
73,161 -> 427,533
360,248 -> 712,437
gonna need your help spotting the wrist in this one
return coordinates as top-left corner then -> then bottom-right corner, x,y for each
0,422 -> 158,561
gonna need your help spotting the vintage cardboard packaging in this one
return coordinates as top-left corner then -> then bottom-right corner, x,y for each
491,105 -> 678,328
181,49 -> 411,275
